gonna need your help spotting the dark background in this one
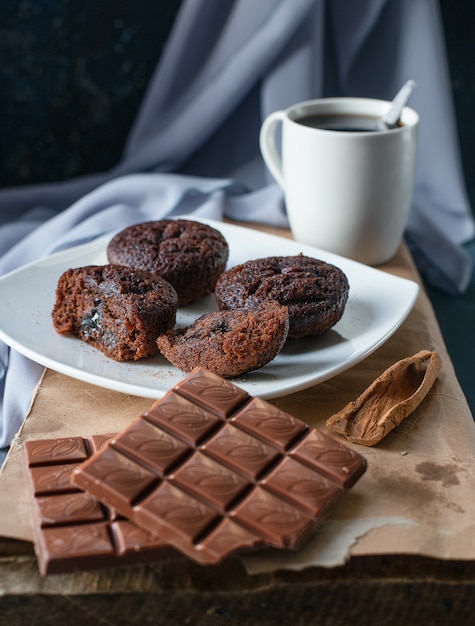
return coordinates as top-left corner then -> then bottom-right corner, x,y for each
0,0 -> 182,187
0,0 -> 474,412
440,0 -> 475,208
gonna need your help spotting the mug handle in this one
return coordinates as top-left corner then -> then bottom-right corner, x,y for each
259,111 -> 286,189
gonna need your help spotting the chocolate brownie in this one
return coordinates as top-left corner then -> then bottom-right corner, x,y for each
156,302 -> 289,377
214,255 -> 349,339
107,219 -> 229,306
52,265 -> 178,361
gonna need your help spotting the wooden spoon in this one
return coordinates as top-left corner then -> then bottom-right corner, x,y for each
326,350 -> 442,446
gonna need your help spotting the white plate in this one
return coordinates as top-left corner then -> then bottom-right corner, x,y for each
0,218 -> 418,399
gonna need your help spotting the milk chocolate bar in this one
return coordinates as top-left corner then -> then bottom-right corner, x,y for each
72,368 -> 367,565
24,434 -> 176,575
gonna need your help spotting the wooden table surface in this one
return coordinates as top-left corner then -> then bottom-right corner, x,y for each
1,223 -> 474,626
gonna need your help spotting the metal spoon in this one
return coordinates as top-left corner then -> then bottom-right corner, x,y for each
376,79 -> 417,130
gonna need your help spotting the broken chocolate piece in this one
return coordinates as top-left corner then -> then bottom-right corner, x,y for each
24,434 -> 176,575
72,368 -> 367,565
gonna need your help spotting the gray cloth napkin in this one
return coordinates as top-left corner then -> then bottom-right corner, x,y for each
0,0 -> 474,446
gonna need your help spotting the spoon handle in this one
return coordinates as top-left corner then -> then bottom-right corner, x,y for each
382,79 -> 417,128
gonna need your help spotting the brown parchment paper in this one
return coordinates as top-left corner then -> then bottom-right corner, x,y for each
1,239 -> 474,575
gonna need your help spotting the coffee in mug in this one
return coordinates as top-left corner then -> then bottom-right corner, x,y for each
296,113 -> 403,132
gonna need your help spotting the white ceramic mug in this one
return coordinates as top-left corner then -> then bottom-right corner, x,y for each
259,98 -> 419,265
